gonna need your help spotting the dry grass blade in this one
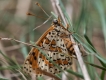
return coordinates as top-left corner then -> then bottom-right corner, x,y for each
70,36 -> 90,80
0,37 -> 35,47
17,70 -> 27,80
50,0 -> 58,15
50,0 -> 67,27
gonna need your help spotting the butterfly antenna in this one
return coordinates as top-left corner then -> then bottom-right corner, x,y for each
27,12 -> 46,19
33,15 -> 52,31
35,2 -> 50,17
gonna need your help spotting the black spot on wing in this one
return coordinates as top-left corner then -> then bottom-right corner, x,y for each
34,56 -> 36,60
32,52 -> 35,56
54,28 -> 60,33
49,32 -> 51,35
30,61 -> 32,65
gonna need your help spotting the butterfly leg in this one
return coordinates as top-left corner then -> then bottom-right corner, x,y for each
78,44 -> 88,57
68,42 -> 87,58
66,24 -> 75,35
66,23 -> 69,30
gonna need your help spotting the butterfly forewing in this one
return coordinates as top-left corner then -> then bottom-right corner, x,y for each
23,18 -> 74,77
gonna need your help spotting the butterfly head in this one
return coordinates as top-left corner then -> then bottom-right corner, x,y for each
53,19 -> 59,25
53,19 -> 70,38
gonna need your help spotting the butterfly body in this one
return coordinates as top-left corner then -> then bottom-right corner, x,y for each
23,18 -> 74,77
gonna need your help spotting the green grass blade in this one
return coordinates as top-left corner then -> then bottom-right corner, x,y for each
86,62 -> 106,71
66,70 -> 84,79
0,65 -> 20,70
95,72 -> 102,80
74,33 -> 106,64
0,78 -> 8,80
92,0 -> 106,47
101,70 -> 105,80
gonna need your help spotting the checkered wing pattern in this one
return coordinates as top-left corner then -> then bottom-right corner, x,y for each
23,19 -> 74,77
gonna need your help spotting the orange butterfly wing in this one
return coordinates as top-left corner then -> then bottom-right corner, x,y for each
23,19 -> 74,77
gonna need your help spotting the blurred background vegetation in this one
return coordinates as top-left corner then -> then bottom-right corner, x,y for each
0,0 -> 106,80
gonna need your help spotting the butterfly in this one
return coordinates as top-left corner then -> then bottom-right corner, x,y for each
23,17 -> 75,77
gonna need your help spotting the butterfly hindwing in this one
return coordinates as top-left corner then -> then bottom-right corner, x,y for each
23,18 -> 74,77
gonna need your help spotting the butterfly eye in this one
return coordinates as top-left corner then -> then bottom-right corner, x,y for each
53,19 -> 58,24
